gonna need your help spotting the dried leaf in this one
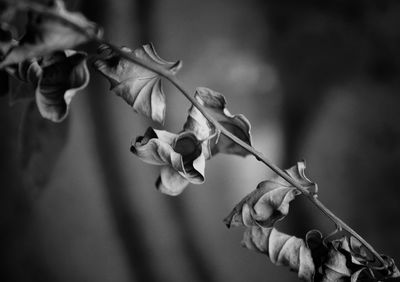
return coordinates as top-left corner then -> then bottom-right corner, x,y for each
224,161 -> 316,228
242,226 -> 315,281
321,247 -> 352,282
6,50 -> 88,121
36,50 -> 89,122
0,23 -> 16,96
19,100 -> 69,190
184,87 -> 252,157
350,268 -> 375,282
0,0 -> 101,67
307,234 -> 398,281
131,127 -> 205,195
94,43 -> 182,124
379,256 -> 400,280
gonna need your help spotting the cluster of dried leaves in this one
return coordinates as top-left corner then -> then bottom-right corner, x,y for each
0,1 -> 398,281
225,163 -> 399,281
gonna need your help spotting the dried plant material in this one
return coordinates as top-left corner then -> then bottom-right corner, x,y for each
36,50 -> 89,122
94,43 -> 182,124
6,50 -> 89,121
0,0 -> 101,67
305,233 -> 399,281
242,226 -> 315,281
184,87 -> 252,157
224,161 -> 316,228
130,86 -> 253,195
131,127 -> 205,195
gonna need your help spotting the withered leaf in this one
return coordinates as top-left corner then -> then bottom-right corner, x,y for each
321,247 -> 352,282
306,234 -> 398,281
0,0 -> 101,67
7,50 -> 89,122
19,100 -> 69,190
224,161 -> 316,228
350,268 -> 375,282
94,43 -> 182,124
36,50 -> 89,122
242,226 -> 315,281
184,87 -> 252,157
131,127 -> 205,196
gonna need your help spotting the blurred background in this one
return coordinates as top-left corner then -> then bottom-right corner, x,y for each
1,0 -> 400,281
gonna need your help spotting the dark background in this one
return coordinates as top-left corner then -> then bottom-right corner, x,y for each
1,0 -> 400,281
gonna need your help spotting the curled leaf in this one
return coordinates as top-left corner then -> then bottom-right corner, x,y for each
36,50 -> 89,122
5,50 -> 88,121
321,246 -> 352,281
131,127 -> 205,195
130,86 -> 254,195
0,0 -> 101,67
350,268 -> 375,282
224,161 -> 316,228
304,233 -> 398,281
184,87 -> 252,157
242,226 -> 315,281
94,43 -> 182,124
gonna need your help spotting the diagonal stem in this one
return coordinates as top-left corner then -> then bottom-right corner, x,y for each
8,0 -> 388,269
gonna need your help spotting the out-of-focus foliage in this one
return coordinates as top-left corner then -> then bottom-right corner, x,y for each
0,0 -> 101,67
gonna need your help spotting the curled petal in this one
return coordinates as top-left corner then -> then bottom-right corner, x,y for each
94,43 -> 181,124
242,226 -> 315,281
36,50 -> 89,122
131,127 -> 205,195
224,161 -> 316,228
0,0 -> 101,67
184,87 -> 252,157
